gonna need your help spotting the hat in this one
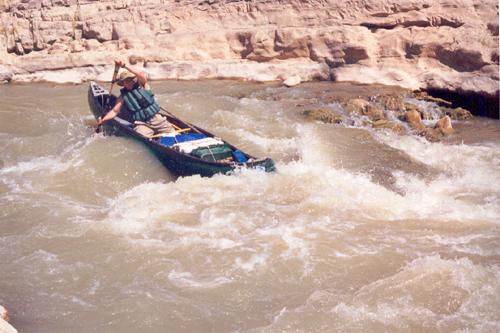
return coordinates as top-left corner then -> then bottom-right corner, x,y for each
116,71 -> 136,86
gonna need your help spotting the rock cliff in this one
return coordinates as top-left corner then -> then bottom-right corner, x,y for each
0,0 -> 498,107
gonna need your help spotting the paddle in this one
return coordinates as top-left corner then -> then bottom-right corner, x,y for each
96,62 -> 121,133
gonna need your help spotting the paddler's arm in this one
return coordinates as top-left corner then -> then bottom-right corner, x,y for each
116,60 -> 150,90
97,96 -> 123,125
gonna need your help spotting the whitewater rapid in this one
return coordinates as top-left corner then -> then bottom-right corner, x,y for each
0,81 -> 499,333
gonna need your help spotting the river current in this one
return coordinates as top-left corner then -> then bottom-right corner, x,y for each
0,81 -> 499,333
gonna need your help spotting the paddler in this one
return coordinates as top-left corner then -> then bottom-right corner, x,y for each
97,60 -> 175,138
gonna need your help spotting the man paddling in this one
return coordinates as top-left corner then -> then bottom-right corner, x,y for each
97,60 -> 175,138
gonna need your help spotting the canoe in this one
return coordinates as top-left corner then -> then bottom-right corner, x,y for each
87,81 -> 276,177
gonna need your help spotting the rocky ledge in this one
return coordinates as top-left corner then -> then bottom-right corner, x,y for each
0,0 -> 498,116
302,89 -> 472,142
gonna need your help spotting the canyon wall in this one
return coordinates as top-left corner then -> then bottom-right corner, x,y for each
0,0 -> 498,99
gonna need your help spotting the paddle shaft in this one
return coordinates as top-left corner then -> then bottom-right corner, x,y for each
96,63 -> 120,133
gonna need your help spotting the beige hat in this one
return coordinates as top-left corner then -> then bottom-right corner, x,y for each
116,71 -> 136,86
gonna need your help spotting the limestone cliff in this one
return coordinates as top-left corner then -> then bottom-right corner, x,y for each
0,0 -> 498,100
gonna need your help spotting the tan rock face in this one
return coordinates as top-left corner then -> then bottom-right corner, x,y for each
0,0 -> 497,102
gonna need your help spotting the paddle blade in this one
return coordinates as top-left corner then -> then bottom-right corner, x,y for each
83,117 -> 98,128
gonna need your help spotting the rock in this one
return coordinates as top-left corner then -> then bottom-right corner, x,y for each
246,30 -> 280,61
14,42 -> 25,55
0,0 -> 496,104
83,39 -> 101,51
375,94 -> 406,111
0,305 -> 8,321
344,98 -> 385,121
0,305 -> 18,333
48,42 -> 69,54
435,115 -> 454,135
364,104 -> 385,121
344,98 -> 370,114
405,109 -> 425,131
83,21 -> 113,42
70,40 -> 85,53
423,128 -> 444,142
415,91 -> 452,106
303,109 -> 342,124
443,107 -> 474,120
0,65 -> 13,82
283,75 -> 301,87
371,119 -> 403,133
32,26 -> 45,51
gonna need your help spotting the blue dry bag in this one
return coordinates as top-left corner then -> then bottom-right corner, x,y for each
232,149 -> 248,163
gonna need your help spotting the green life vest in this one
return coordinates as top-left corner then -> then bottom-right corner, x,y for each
121,83 -> 160,121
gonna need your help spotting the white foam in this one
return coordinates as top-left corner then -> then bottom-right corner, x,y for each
235,252 -> 269,272
329,255 -> 500,331
167,270 -> 232,289
374,133 -> 500,222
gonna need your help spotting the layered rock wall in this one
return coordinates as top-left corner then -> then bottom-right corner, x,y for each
0,0 -> 498,100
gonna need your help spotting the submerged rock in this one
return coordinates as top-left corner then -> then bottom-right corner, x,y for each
443,107 -> 474,120
303,109 -> 342,124
435,115 -> 454,134
344,98 -> 369,115
344,98 -> 385,121
405,109 -> 425,132
371,119 -> 404,133
374,94 -> 407,111
300,86 -> 472,142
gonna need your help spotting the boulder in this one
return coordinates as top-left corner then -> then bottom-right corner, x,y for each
48,42 -> 69,54
423,128 -> 444,142
83,39 -> 101,51
303,109 -> 342,124
405,109 -> 425,131
444,107 -> 473,120
344,98 -> 385,121
371,119 -> 403,133
70,40 -> 85,53
274,29 -> 310,59
435,115 -> 454,135
246,30 -> 280,61
364,104 -> 385,121
344,98 -> 370,114
375,94 -> 406,111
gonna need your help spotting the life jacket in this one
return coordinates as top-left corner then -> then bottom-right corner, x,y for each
120,82 -> 160,121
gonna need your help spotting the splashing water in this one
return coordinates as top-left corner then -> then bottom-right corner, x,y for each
0,81 -> 499,333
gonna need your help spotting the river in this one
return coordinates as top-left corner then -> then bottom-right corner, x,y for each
0,80 -> 499,333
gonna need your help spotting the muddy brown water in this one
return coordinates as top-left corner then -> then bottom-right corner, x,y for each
0,80 -> 499,333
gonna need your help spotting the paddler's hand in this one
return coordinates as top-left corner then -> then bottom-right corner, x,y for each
115,59 -> 125,68
97,116 -> 104,126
